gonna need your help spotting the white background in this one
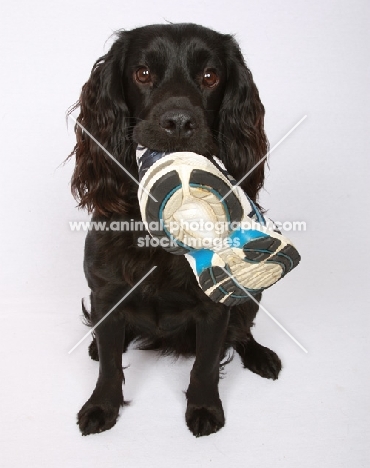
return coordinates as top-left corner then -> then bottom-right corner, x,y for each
0,0 -> 369,466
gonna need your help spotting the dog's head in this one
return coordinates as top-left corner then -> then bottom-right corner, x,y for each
69,24 -> 268,215
125,24 -> 227,156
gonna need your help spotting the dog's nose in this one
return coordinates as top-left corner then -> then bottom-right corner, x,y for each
159,110 -> 197,138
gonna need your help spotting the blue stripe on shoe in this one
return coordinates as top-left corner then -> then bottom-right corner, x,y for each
185,229 -> 270,276
229,228 -> 268,246
189,249 -> 214,275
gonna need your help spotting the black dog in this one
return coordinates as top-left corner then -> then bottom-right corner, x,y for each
69,23 -> 281,437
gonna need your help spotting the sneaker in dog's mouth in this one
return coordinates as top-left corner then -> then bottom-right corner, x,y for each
136,146 -> 301,306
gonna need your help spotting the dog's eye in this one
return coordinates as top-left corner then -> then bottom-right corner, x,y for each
202,69 -> 219,88
135,67 -> 152,84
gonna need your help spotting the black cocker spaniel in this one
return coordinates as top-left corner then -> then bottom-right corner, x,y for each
69,23 -> 282,438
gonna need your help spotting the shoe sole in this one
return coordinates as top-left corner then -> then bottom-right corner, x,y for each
138,152 -> 301,305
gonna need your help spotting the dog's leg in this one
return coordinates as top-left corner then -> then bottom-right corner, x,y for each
88,327 -> 135,361
185,306 -> 230,437
77,292 -> 126,435
235,334 -> 282,380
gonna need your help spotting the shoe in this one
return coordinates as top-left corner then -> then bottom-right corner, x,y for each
136,145 -> 301,306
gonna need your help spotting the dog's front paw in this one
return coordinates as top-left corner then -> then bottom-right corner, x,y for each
77,401 -> 121,435
238,340 -> 282,380
185,402 -> 225,437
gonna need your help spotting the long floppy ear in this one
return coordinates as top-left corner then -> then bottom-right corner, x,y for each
68,33 -> 134,216
218,37 -> 268,204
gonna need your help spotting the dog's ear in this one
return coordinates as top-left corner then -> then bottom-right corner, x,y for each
68,32 -> 135,215
218,37 -> 268,203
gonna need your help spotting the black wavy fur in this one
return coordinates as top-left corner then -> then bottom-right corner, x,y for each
68,23 -> 282,438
